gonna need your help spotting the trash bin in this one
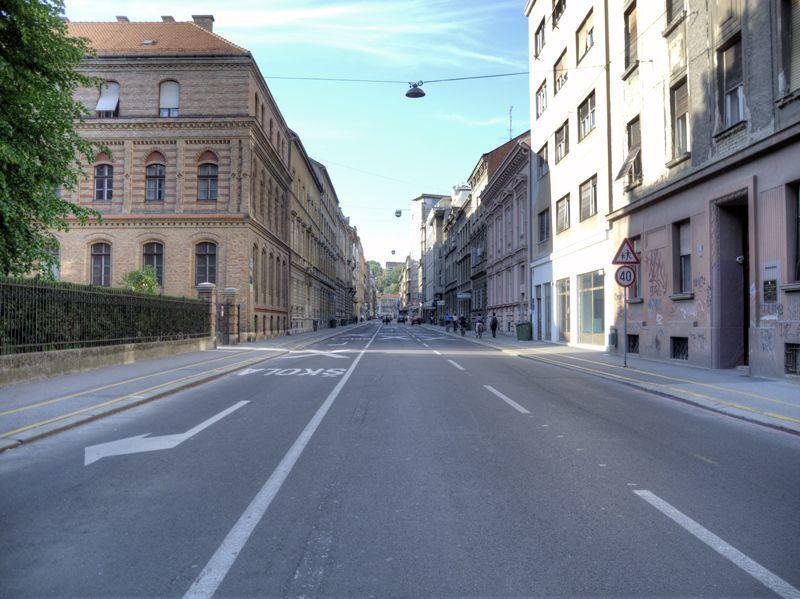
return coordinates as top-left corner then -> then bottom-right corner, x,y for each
516,322 -> 533,341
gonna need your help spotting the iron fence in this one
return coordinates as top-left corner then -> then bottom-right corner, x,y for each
0,278 -> 211,354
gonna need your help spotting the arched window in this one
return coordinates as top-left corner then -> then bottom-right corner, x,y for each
260,248 -> 267,304
91,242 -> 111,286
94,164 -> 113,201
195,242 -> 216,285
146,164 -> 165,201
96,81 -> 119,118
268,253 -> 274,305
159,81 -> 180,117
143,242 -> 164,285
252,245 -> 259,300
198,164 -> 218,201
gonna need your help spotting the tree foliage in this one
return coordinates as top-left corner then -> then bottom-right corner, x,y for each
0,0 -> 101,276
120,266 -> 160,295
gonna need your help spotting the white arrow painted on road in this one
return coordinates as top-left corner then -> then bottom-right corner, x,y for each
84,401 -> 249,466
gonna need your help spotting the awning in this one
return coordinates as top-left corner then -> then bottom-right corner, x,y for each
95,82 -> 120,112
615,147 -> 640,180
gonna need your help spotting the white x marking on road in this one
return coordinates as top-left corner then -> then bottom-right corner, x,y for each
283,349 -> 349,360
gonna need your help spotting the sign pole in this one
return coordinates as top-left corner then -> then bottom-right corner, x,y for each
623,285 -> 628,368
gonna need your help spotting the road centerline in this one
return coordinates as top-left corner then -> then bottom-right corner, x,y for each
483,385 -> 531,415
447,359 -> 465,371
634,490 -> 800,599
184,325 -> 382,599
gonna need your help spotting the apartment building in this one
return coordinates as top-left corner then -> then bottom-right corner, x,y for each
57,16 -> 364,339
605,0 -> 800,377
443,184 -> 473,318
422,198 -> 451,322
525,0 -> 615,347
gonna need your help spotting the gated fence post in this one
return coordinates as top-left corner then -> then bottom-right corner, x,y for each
196,282 -> 217,345
220,287 -> 238,345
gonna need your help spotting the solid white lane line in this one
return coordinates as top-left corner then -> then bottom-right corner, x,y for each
447,360 -> 465,371
185,325 -> 382,599
433,350 -> 442,355
634,490 -> 800,599
483,385 -> 530,415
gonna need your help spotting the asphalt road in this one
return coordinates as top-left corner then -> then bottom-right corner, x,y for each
1,322 -> 798,598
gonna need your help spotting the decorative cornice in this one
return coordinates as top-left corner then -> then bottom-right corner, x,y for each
78,119 -> 253,131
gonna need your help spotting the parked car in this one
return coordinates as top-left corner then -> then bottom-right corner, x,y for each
411,317 -> 422,325
397,316 -> 406,323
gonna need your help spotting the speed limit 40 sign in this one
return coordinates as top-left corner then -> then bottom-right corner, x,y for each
615,265 -> 636,287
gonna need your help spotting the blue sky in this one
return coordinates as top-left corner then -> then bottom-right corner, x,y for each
64,0 -> 531,264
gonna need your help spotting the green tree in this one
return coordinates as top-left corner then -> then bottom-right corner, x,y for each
0,0 -> 101,276
120,266 -> 160,295
367,260 -> 382,279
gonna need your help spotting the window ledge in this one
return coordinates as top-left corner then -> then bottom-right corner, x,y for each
621,60 -> 639,81
776,89 -> 800,108
780,282 -> 800,293
662,10 -> 686,37
713,120 -> 746,142
627,297 -> 644,304
666,152 -> 691,168
669,292 -> 694,301
623,178 -> 642,192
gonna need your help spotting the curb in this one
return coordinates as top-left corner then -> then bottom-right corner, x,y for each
0,324 -> 370,454
420,325 -> 799,437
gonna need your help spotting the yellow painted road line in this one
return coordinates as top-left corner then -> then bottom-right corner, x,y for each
0,355 -> 266,441
0,350 -> 251,419
518,351 -> 795,425
518,347 -> 800,409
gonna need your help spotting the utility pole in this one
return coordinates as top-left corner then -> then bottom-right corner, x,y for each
508,105 -> 514,140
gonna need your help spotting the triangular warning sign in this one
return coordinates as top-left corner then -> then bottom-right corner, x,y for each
612,238 -> 640,265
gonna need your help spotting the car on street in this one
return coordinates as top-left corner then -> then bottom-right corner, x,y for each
411,317 -> 422,325
397,316 -> 406,323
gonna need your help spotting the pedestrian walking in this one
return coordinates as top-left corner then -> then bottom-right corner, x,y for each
490,312 -> 498,338
475,313 -> 485,339
458,314 -> 467,337
445,312 -> 452,332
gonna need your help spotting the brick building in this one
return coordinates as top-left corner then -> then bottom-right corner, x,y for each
56,16 -> 363,339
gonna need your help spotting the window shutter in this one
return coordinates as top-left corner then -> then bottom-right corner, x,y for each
791,0 -> 800,91
674,80 -> 689,115
159,81 -> 180,109
679,221 -> 691,255
95,82 -> 119,111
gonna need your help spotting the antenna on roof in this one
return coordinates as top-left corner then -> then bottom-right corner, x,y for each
508,106 -> 514,141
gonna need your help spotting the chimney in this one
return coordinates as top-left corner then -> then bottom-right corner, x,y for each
161,16 -> 175,22
191,15 -> 214,32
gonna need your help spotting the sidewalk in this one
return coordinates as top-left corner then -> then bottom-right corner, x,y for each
421,324 -> 800,435
0,323 -> 368,452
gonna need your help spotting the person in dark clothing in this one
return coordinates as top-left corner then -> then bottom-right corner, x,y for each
490,312 -> 499,338
458,314 -> 467,336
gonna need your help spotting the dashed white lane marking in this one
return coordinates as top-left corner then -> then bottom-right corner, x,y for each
483,385 -> 530,415
447,360 -> 465,371
433,350 -> 442,355
185,325 -> 382,599
635,490 -> 800,599
422,343 -> 429,347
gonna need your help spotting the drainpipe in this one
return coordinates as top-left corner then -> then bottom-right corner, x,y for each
603,0 -> 614,217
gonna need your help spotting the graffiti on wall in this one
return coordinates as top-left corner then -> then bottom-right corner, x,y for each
645,249 -> 667,298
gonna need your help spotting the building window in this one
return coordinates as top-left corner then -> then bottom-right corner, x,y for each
537,143 -> 549,178
676,220 -> 692,293
578,91 -> 596,140
627,334 -> 640,354
720,40 -> 744,128
145,164 -> 165,201
143,242 -> 164,285
617,116 -> 642,188
790,0 -> 800,92
579,175 -> 597,221
631,236 -> 643,298
95,81 -> 119,118
195,242 -> 217,286
671,336 -> 689,360
535,18 -> 546,57
556,277 -> 570,342
554,50 -> 568,94
671,80 -> 689,157
158,80 -> 179,117
552,0 -> 566,27
198,163 -> 218,201
93,164 -> 113,201
556,194 -> 570,233
536,80 -> 548,118
791,183 -> 800,282
576,9 -> 594,63
717,0 -> 742,26
538,208 -> 551,243
91,242 -> 111,287
555,120 -> 569,162
667,0 -> 684,22
578,270 -> 604,345
625,3 -> 638,69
